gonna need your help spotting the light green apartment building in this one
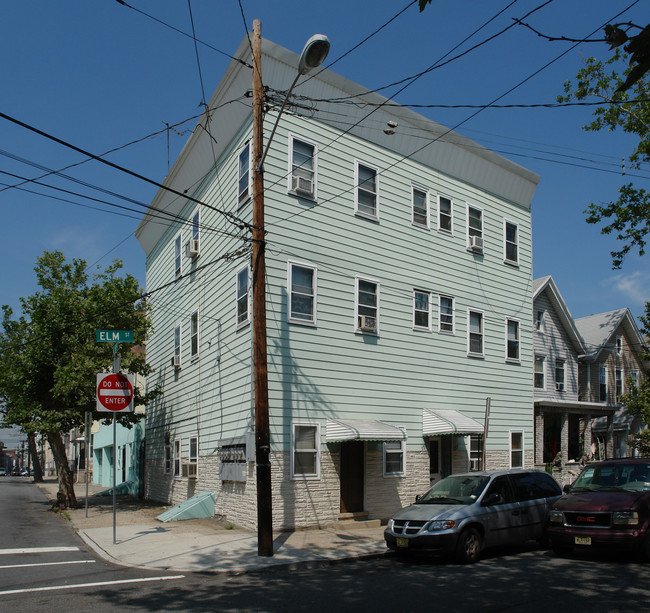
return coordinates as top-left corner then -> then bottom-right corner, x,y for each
136,36 -> 540,530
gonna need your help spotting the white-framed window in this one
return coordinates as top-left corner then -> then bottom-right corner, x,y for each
164,442 -> 172,474
467,309 -> 484,357
190,309 -> 199,360
236,265 -> 250,327
291,422 -> 320,479
187,208 -> 200,257
467,204 -> 483,251
599,366 -> 608,402
469,435 -> 483,471
288,261 -> 317,325
615,368 -> 623,402
629,369 -> 640,391
510,431 -> 523,469
535,309 -> 545,332
289,135 -> 316,199
534,355 -> 545,389
504,220 -> 519,265
173,323 -> 181,367
383,438 -> 405,476
437,195 -> 453,233
413,290 -> 431,331
238,142 -> 250,204
188,434 -> 198,478
355,161 -> 379,219
506,318 -> 520,362
174,233 -> 182,278
355,276 -> 379,333
412,186 -> 429,227
616,335 -> 623,356
173,439 -> 181,477
555,359 -> 565,392
439,295 -> 455,334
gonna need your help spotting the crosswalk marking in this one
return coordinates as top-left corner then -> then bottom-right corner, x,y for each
0,560 -> 95,570
0,546 -> 79,555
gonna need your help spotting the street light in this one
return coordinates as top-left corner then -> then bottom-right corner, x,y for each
251,21 -> 329,557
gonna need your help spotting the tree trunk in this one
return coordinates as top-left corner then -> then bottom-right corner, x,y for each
46,431 -> 77,508
28,432 -> 43,482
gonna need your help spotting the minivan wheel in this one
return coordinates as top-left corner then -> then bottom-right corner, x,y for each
455,528 -> 482,564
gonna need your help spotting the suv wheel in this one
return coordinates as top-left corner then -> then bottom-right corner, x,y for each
455,528 -> 482,564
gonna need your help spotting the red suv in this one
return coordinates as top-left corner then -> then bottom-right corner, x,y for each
547,459 -> 650,559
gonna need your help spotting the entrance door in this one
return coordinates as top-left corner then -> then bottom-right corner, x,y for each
429,438 -> 441,485
340,441 -> 364,513
441,435 -> 453,478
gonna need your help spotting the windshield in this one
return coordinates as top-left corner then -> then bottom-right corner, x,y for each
572,463 -> 650,492
417,475 -> 490,505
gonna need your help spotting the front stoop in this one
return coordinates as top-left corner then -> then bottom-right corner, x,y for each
336,512 -> 382,529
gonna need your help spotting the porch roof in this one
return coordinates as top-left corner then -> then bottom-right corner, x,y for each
325,419 -> 406,442
422,409 -> 484,436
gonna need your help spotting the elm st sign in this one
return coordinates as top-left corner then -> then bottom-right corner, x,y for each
96,330 -> 134,343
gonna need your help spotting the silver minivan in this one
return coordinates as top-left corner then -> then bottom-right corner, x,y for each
384,469 -> 562,563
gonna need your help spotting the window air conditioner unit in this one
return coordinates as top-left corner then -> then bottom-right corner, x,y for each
555,383 -> 565,392
182,462 -> 197,479
171,355 -> 181,369
186,239 -> 200,258
469,235 -> 484,252
292,175 -> 314,196
358,315 -> 377,332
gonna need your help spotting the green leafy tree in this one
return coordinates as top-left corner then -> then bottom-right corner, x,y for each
0,251 -> 159,507
621,301 -> 650,455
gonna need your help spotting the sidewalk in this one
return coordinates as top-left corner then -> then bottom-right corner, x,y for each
36,480 -> 388,574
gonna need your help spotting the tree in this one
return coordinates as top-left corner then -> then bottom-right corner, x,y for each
620,300 -> 650,455
0,251 -> 158,507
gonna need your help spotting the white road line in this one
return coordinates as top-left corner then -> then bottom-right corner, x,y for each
0,560 -> 96,570
0,575 -> 185,596
0,547 -> 79,555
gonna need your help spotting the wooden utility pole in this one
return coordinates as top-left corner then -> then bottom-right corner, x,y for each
251,19 -> 273,558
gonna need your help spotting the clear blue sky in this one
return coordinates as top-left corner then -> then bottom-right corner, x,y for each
1,0 -> 647,325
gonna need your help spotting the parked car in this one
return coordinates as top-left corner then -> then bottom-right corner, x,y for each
547,458 -> 650,559
384,469 -> 562,563
0,468 -> 6,477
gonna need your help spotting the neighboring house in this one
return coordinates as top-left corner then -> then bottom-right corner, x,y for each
576,308 -> 648,459
136,36 -> 540,530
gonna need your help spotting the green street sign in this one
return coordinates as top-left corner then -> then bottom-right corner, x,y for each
96,330 -> 134,343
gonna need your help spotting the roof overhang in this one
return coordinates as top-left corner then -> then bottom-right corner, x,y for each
325,419 -> 406,442
534,399 -> 618,416
422,409 -> 484,436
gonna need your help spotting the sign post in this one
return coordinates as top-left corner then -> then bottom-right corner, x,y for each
96,330 -> 134,544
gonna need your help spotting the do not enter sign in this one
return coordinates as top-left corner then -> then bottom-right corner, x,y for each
96,373 -> 135,412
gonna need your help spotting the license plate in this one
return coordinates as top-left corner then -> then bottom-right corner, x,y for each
575,536 -> 591,546
396,538 -> 409,548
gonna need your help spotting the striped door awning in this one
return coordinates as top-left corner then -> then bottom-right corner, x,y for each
326,419 -> 407,442
422,409 -> 484,436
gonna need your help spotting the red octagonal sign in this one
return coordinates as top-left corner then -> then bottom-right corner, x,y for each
96,373 -> 134,412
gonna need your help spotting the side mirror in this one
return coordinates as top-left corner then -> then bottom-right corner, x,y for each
482,492 -> 502,506
563,484 -> 572,494
415,494 -> 421,502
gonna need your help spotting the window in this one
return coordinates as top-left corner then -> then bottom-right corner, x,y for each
289,137 -> 316,198
173,439 -> 181,477
292,423 -> 320,478
438,195 -> 453,233
384,439 -> 405,476
439,295 -> 454,333
510,431 -> 523,469
413,290 -> 431,330
173,324 -> 181,367
629,370 -> 640,390
469,435 -> 483,471
468,309 -> 484,357
236,266 -> 250,327
187,208 -> 200,257
174,234 -> 182,278
599,366 -> 608,402
506,318 -> 520,362
190,310 -> 199,359
164,443 -> 172,474
238,143 -> 250,204
467,205 -> 483,250
288,262 -> 316,324
615,368 -> 623,402
412,186 -> 429,227
504,220 -> 519,264
616,335 -> 623,356
356,277 -> 379,333
534,355 -> 545,389
535,309 -> 545,332
189,435 -> 198,477
555,359 -> 565,392
355,162 -> 378,218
